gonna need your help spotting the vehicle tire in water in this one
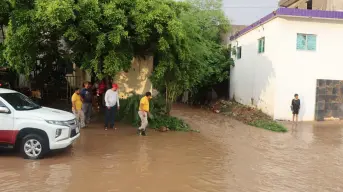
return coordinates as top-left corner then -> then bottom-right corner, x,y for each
20,134 -> 46,160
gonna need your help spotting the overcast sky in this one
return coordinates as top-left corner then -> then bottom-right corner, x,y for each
223,0 -> 278,25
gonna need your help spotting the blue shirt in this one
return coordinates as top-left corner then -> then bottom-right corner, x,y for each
81,88 -> 92,103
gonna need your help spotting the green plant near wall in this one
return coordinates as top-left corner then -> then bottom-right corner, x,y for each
115,94 -> 141,126
115,93 -> 191,131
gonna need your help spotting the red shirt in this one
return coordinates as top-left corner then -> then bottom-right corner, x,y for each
98,81 -> 106,94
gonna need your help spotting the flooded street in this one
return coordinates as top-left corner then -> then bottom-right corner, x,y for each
1,105 -> 343,192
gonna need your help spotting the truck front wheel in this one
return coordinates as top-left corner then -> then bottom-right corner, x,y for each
20,134 -> 47,160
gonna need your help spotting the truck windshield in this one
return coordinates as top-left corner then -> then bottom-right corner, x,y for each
0,93 -> 41,111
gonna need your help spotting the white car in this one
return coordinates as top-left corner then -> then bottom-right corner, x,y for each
0,88 -> 80,159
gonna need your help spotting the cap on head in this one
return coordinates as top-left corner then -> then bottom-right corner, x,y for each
112,83 -> 118,89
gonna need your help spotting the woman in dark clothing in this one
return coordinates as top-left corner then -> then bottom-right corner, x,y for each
291,94 -> 301,123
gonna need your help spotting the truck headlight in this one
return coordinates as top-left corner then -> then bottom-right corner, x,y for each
46,120 -> 68,126
55,129 -> 62,138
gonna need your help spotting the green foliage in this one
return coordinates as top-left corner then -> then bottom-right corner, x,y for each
149,115 -> 190,132
150,0 -> 233,114
0,0 -> 10,66
0,0 -> 10,25
115,94 -> 191,131
2,0 -> 233,112
0,43 -> 6,66
249,120 -> 288,133
4,0 -> 75,75
115,94 -> 141,125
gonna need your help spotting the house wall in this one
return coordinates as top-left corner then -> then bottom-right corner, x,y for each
18,74 -> 29,88
286,0 -> 308,9
66,64 -> 90,88
67,57 -> 153,99
114,57 -> 153,99
280,0 -> 343,11
230,18 -> 281,116
326,0 -> 343,11
273,17 -> 343,121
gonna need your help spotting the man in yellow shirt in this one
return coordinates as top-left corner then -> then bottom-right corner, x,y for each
72,88 -> 85,128
138,92 -> 152,136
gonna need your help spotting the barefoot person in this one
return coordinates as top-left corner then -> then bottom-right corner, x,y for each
72,88 -> 85,128
138,92 -> 152,136
104,83 -> 120,130
291,94 -> 300,123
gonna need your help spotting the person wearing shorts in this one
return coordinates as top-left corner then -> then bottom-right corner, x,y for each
291,94 -> 300,123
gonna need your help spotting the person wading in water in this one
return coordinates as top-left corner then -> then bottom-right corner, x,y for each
138,92 -> 152,136
291,94 -> 301,124
104,83 -> 120,130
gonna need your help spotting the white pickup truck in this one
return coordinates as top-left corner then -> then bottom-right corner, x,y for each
0,88 -> 80,159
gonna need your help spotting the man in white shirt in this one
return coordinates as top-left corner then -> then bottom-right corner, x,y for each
104,83 -> 120,130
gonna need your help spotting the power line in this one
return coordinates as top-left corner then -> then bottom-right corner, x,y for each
222,6 -> 277,9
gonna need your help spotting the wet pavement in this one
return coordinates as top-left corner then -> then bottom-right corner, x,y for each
1,105 -> 343,192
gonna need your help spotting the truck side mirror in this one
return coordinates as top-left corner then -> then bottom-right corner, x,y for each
0,106 -> 10,114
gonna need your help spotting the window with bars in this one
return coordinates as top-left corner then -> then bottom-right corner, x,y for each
258,37 -> 265,53
296,33 -> 316,51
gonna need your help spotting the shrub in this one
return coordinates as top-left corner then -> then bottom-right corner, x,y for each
216,100 -> 287,133
249,120 -> 287,133
115,94 -> 141,125
149,115 -> 191,131
115,93 -> 191,131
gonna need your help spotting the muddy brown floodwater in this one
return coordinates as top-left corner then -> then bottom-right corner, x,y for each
1,105 -> 343,192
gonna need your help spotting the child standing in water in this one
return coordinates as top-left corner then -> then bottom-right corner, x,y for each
291,94 -> 301,123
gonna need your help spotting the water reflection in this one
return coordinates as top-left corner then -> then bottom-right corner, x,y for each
45,164 -> 71,192
0,160 -> 71,192
136,138 -> 150,175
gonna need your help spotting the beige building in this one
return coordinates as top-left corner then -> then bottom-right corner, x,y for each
114,57 -> 153,99
70,57 -> 153,99
279,0 -> 343,11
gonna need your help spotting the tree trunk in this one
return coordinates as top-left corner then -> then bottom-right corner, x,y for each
0,25 -> 4,43
165,84 -> 172,115
165,82 -> 179,115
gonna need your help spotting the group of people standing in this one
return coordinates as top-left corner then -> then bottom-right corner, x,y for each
71,81 -> 93,128
71,80 -> 152,135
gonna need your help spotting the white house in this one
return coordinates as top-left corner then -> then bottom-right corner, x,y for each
229,8 -> 343,121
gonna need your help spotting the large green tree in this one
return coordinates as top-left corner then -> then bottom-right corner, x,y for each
150,0 -> 232,113
63,0 -> 189,79
0,0 -> 11,65
4,0 -> 75,75
3,0 -> 232,114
